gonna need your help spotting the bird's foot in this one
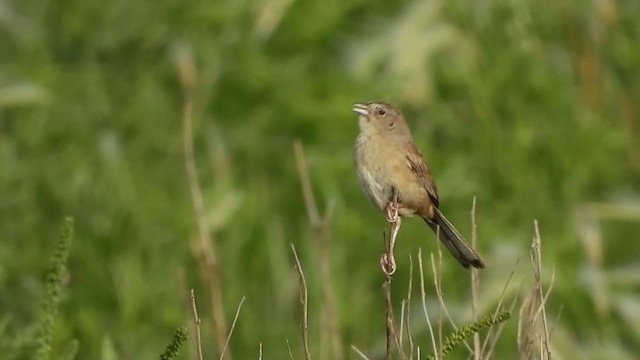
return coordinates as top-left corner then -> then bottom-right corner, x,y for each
386,201 -> 399,223
380,253 -> 397,276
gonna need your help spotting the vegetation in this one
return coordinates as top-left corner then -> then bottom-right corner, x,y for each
1,0 -> 639,358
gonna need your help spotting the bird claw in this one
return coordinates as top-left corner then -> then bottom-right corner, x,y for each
380,253 -> 397,276
386,202 -> 399,223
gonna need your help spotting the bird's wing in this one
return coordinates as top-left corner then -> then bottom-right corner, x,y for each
405,142 -> 439,207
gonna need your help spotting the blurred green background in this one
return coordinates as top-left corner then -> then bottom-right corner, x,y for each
2,0 -> 640,358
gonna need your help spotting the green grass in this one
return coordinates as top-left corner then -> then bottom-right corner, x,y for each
1,0 -> 640,358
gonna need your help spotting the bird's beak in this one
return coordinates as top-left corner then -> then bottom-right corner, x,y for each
352,103 -> 368,116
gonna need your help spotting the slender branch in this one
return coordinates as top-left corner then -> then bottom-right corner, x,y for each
484,283 -> 522,359
383,274 -> 406,360
291,243 -> 312,360
480,257 -> 520,356
178,47 -> 229,358
399,300 -> 406,345
219,297 -> 247,360
418,249 -> 439,360
430,253 -> 472,354
190,289 -> 204,360
533,220 -> 553,360
406,255 -> 415,359
431,250 -> 442,354
350,345 -> 371,360
384,277 -> 393,360
286,340 -> 295,360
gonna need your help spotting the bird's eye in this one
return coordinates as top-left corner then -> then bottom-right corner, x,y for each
377,108 -> 387,116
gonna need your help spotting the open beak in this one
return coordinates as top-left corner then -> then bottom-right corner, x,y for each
352,103 -> 368,116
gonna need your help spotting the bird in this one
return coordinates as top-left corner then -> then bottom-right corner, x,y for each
352,101 -> 485,269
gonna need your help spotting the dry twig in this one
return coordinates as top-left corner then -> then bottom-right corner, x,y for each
190,289 -> 204,360
484,283 -> 521,359
480,258 -> 520,357
383,272 -> 406,360
516,222 -> 556,360
533,220 -> 553,359
405,255 -> 415,358
399,300 -> 406,345
350,345 -> 371,360
429,252 -> 473,355
418,249 -> 439,359
219,297 -> 247,360
286,339 -> 295,360
291,243 -> 312,360
431,251 -> 443,353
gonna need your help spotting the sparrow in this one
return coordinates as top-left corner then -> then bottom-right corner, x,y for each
352,101 -> 485,269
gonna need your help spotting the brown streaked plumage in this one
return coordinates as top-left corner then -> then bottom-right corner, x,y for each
352,101 -> 485,269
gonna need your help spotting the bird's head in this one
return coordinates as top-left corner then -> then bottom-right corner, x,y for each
352,101 -> 407,136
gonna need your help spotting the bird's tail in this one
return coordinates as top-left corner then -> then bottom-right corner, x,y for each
424,208 -> 485,269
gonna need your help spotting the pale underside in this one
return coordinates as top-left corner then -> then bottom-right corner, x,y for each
354,129 -> 438,219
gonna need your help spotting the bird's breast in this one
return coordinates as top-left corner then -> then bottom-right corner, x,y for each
354,133 -> 430,215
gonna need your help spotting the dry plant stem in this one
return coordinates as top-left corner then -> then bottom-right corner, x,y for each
180,63 -> 229,357
190,289 -> 204,360
286,340 -> 295,360
531,267 -> 555,329
258,343 -> 263,360
535,304 -> 563,358
219,297 -> 246,360
383,274 -> 407,360
399,300 -> 406,344
484,284 -> 522,359
178,270 -> 199,360
384,278 -> 393,360
293,140 -> 343,360
517,293 -> 534,359
432,235 -> 474,355
406,255 -> 415,359
291,243 -> 312,360
432,250 -> 442,354
533,220 -> 553,360
521,265 -> 555,360
480,257 -> 520,356
418,249 -> 439,360
429,252 -> 473,354
470,197 -> 481,360
350,345 -> 371,360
